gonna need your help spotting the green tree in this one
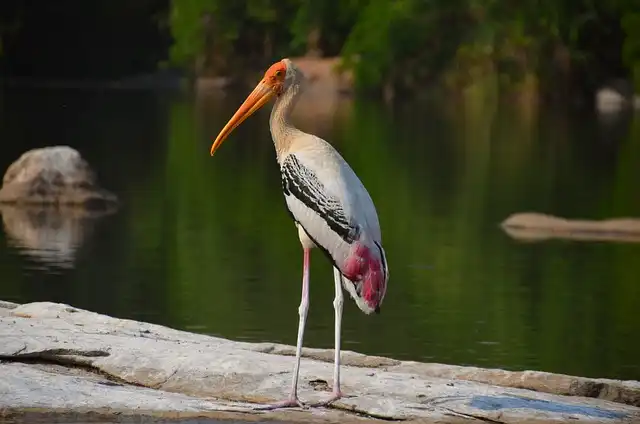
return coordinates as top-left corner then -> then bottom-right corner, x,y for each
169,0 -> 299,76
167,0 -> 640,96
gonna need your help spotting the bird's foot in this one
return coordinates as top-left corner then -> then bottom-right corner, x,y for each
310,390 -> 347,407
253,396 -> 307,411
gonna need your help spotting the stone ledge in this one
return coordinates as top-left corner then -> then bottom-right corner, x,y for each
1,301 -> 638,423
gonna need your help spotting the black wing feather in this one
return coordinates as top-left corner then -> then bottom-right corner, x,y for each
281,154 -> 360,244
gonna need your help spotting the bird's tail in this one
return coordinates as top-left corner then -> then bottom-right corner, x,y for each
341,240 -> 388,315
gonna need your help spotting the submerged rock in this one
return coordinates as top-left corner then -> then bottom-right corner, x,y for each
0,301 -> 638,423
0,146 -> 118,209
501,212 -> 640,243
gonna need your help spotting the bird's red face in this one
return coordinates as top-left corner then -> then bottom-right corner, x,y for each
210,60 -> 288,156
263,61 -> 287,96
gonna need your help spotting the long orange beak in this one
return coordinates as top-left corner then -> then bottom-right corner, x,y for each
210,81 -> 276,156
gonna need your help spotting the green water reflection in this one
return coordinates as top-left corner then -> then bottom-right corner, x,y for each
0,86 -> 638,381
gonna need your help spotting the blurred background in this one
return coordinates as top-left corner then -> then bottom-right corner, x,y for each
0,0 -> 639,382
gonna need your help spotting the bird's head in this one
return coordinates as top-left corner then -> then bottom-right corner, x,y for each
210,58 -> 298,156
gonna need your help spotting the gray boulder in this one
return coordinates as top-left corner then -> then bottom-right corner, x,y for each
0,146 -> 118,209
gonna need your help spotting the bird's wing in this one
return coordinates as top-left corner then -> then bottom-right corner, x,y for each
281,147 -> 389,315
280,152 -> 361,258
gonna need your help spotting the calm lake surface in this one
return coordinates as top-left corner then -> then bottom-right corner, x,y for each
0,84 -> 639,382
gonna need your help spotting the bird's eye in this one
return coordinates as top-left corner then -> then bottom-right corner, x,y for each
275,70 -> 283,77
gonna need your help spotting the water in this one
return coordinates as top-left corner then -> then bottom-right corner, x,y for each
0,84 -> 639,382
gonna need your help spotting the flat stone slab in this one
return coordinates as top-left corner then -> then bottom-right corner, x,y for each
1,301 -> 639,423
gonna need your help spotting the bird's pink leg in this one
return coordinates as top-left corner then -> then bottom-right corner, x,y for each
311,267 -> 345,406
254,248 -> 311,410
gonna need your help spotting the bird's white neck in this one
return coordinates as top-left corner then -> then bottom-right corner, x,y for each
269,81 -> 303,159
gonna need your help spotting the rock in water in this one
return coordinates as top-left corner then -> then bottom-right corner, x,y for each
0,146 -> 118,209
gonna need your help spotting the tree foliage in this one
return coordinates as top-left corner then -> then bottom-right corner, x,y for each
167,0 -> 640,96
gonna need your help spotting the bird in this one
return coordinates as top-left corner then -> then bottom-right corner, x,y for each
209,58 -> 389,410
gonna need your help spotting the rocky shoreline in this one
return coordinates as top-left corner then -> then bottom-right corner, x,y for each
1,300 -> 638,423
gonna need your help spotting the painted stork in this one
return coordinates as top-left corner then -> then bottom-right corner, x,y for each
210,58 -> 389,409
